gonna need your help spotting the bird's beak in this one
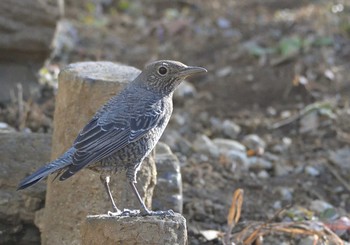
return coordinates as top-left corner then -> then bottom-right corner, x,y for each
179,66 -> 207,78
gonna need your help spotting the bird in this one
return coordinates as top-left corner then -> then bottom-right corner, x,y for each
18,60 -> 207,216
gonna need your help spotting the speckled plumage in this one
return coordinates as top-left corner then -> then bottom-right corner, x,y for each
18,60 -> 206,214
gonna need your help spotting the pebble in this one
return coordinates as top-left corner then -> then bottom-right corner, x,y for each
309,200 -> 334,213
193,134 -> 219,157
277,187 -> 293,201
274,163 -> 294,176
217,17 -> 231,29
225,150 -> 250,170
161,129 -> 182,151
0,122 -> 16,133
298,236 -> 318,245
174,81 -> 197,99
215,66 -> 232,77
271,137 -> 292,153
242,134 -> 266,153
222,119 -> 241,138
248,156 -> 273,170
305,166 -> 320,176
257,170 -> 270,179
212,138 -> 246,153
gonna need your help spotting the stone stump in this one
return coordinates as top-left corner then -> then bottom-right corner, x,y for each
41,62 -> 157,245
81,213 -> 187,245
0,133 -> 51,244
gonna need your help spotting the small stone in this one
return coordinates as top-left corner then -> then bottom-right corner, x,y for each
174,81 -> 197,100
193,134 -> 219,157
225,150 -> 250,170
222,120 -> 241,138
161,129 -> 182,151
242,134 -> 266,153
248,157 -> 272,170
273,200 -> 282,209
210,117 -> 222,133
298,236 -> 318,245
305,166 -> 320,176
257,170 -> 269,179
281,110 -> 292,119
172,113 -> 187,126
266,107 -> 277,116
309,200 -> 334,213
274,163 -> 293,176
216,66 -> 232,77
212,138 -> 246,153
177,137 -> 193,156
277,187 -> 293,201
0,122 -> 16,133
217,17 -> 231,29
329,147 -> 350,170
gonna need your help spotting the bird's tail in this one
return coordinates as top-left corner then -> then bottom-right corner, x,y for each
17,147 -> 75,190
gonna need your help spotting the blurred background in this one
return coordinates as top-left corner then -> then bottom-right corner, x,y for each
0,0 -> 350,244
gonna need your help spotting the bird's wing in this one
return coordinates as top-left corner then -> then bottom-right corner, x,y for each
59,98 -> 163,180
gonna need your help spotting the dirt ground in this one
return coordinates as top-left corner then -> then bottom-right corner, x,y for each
2,0 -> 350,244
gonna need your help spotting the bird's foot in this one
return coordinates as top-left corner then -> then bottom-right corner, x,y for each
141,209 -> 175,217
120,209 -> 140,217
107,209 -> 141,217
107,208 -> 122,216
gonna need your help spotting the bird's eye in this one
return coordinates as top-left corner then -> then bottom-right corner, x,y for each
158,66 -> 168,75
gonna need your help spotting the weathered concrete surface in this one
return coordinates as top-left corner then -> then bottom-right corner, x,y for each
41,62 -> 159,245
153,142 -> 183,213
0,133 -> 51,244
81,213 -> 187,245
0,0 -> 59,102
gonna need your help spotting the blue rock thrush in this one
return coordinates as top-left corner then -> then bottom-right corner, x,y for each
18,60 -> 206,215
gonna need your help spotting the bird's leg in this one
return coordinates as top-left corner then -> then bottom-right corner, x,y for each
100,174 -> 121,215
129,181 -> 151,214
129,181 -> 175,216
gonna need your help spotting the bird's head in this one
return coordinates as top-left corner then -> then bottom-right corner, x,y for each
138,60 -> 207,95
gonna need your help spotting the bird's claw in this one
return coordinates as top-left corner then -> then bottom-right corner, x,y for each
141,209 -> 175,217
107,209 -> 140,217
108,209 -> 175,217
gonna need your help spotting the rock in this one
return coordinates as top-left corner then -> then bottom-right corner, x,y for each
274,162 -> 294,176
161,129 -> 182,151
271,137 -> 292,153
174,80 -> 197,100
212,138 -> 246,153
298,236 -> 318,245
193,134 -> 219,157
216,17 -> 231,29
242,134 -> 266,154
329,147 -> 350,170
257,170 -> 270,179
153,142 -> 183,213
0,132 -> 51,244
215,66 -> 232,77
0,0 -> 59,102
161,129 -> 192,155
81,213 -> 187,245
0,122 -> 16,133
248,157 -> 273,170
225,150 -> 250,170
222,120 -> 241,139
305,166 -> 320,176
309,200 -> 334,213
277,187 -> 293,201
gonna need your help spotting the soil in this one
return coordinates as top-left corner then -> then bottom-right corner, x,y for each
2,0 -> 350,244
